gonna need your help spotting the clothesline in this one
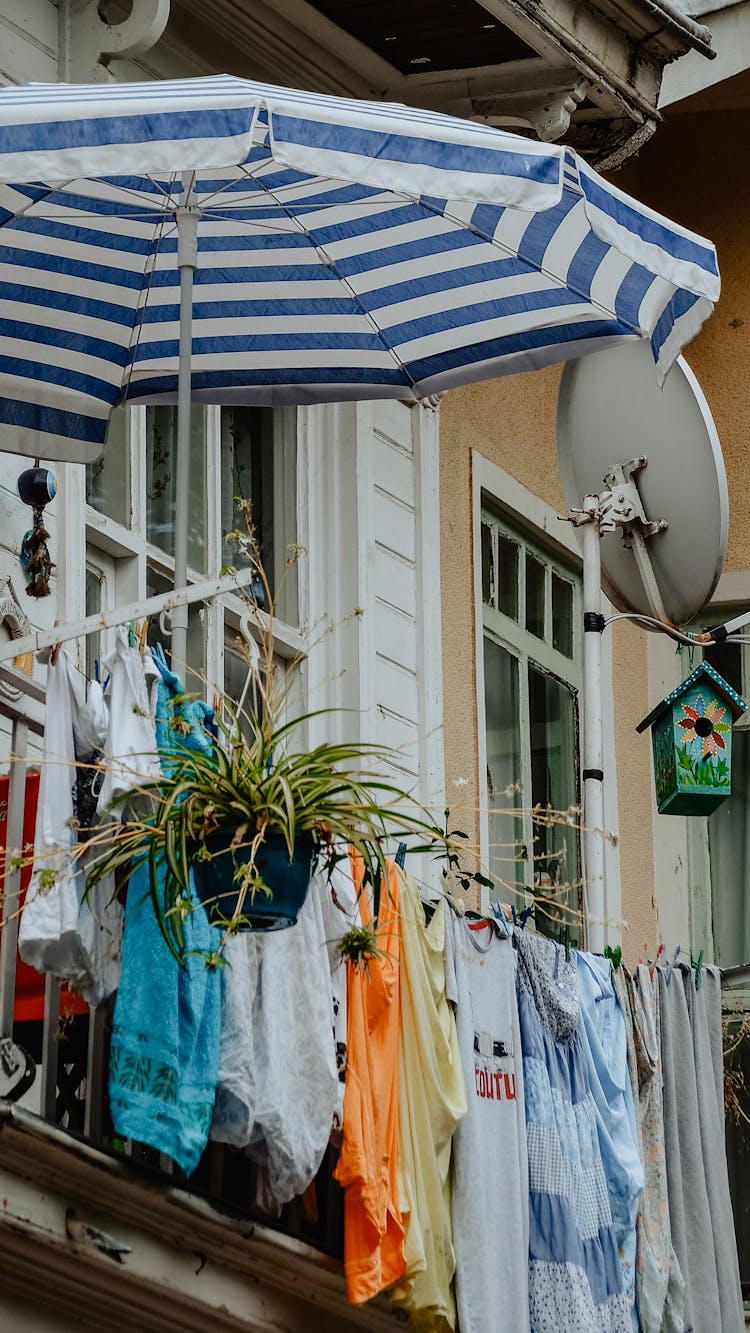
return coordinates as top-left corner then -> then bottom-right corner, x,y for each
0,564 -> 259,666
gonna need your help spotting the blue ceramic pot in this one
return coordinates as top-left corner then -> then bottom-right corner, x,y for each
192,828 -> 316,931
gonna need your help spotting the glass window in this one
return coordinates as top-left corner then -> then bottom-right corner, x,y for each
525,552 -> 545,639
481,503 -> 582,939
483,635 -> 523,902
497,533 -> 519,622
146,405 -> 207,572
86,407 -> 131,527
220,405 -> 298,627
528,664 -> 580,941
552,571 -> 574,658
481,521 -> 495,607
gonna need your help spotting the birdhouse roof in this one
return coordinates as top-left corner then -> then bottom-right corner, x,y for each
636,661 -> 747,734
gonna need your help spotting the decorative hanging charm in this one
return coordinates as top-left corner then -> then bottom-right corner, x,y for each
637,661 -> 747,815
17,466 -> 56,599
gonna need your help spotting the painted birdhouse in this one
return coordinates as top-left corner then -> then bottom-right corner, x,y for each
636,662 -> 746,815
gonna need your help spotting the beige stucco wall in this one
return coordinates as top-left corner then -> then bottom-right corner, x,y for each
439,91 -> 750,952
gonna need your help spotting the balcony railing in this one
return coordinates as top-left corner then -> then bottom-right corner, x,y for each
0,670 -> 344,1260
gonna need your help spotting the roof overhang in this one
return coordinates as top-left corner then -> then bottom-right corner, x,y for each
164,0 -> 715,166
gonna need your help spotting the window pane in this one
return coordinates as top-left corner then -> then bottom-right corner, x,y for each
220,406 -> 298,626
86,407 -> 130,527
85,566 -> 103,682
483,635 -> 524,907
705,639 -> 743,697
528,663 -> 580,942
481,522 -> 495,607
497,533 -> 519,621
707,729 -> 750,969
552,571 -> 574,657
146,405 -> 206,572
525,553 -> 545,639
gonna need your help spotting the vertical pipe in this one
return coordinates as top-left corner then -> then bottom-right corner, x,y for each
0,720 -> 28,1037
581,509 -> 605,954
171,187 -> 199,674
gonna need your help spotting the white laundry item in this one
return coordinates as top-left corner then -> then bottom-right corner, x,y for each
72,677 -> 108,758
71,864 -> 122,1007
446,913 -> 530,1333
318,853 -> 359,1135
19,650 -> 89,979
211,868 -> 339,1208
97,627 -> 161,819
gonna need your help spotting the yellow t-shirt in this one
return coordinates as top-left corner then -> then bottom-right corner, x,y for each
390,871 -> 467,1330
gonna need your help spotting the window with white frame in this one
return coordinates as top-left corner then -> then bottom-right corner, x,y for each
480,501 -> 582,941
681,626 -> 750,969
85,403 -> 300,704
679,623 -> 750,1302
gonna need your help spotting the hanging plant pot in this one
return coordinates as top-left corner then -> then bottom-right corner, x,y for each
192,829 -> 317,931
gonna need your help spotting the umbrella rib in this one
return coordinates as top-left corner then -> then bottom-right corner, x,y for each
121,185 -> 175,403
235,163 -> 419,395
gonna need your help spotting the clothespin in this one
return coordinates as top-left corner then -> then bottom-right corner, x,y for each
94,658 -> 100,683
511,904 -> 517,927
491,901 -> 512,938
138,619 -> 149,654
665,944 -> 681,985
604,944 -> 622,971
128,620 -> 135,648
520,904 -> 534,931
650,942 -> 664,979
564,923 -> 571,962
690,948 -> 704,990
395,842 -> 407,870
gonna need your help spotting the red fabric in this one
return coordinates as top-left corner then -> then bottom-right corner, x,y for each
0,771 -> 87,1022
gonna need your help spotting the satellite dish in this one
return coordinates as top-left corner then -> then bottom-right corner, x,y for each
557,341 -> 728,626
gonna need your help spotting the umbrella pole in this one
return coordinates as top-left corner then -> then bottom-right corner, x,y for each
580,504 -> 605,953
172,199 -> 199,674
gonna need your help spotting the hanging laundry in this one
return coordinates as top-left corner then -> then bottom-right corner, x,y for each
515,929 -> 631,1333
210,863 -> 339,1211
108,653 -> 222,1177
318,852 -> 360,1141
97,624 -> 161,818
334,856 -> 405,1304
446,912 -> 529,1333
19,648 -> 122,1005
389,878 -> 466,1332
658,962 -> 744,1333
620,964 -> 685,1333
576,952 -> 643,1327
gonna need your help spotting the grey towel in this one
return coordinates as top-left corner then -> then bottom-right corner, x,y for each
658,962 -> 744,1333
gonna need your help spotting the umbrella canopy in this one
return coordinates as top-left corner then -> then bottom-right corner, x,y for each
0,74 -> 719,466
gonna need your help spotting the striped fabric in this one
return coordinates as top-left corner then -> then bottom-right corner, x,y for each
0,75 -> 720,463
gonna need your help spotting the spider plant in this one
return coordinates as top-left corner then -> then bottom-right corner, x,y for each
84,517 -> 443,959
84,688 -> 442,960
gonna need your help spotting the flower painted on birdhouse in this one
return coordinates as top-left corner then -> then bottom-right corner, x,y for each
677,694 -> 731,759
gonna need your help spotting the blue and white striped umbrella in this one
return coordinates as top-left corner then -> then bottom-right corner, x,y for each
0,74 -> 720,464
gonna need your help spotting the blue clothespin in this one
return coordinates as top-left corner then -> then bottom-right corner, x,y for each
664,944 -> 681,985
395,842 -> 407,870
511,904 -> 517,927
491,901 -> 511,938
520,904 -> 534,931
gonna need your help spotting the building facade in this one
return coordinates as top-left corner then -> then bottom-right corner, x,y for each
0,0 -> 748,1326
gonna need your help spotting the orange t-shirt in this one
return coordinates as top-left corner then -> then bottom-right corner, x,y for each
334,854 -> 404,1304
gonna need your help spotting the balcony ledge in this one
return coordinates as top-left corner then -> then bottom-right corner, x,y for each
0,1103 -> 405,1332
